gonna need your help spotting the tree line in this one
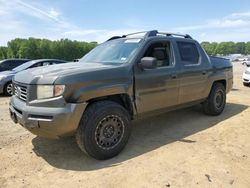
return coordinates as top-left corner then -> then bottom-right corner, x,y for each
201,41 -> 250,56
0,38 -> 97,61
1,38 -> 250,61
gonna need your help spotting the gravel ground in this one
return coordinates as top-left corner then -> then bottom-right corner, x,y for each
0,63 -> 249,188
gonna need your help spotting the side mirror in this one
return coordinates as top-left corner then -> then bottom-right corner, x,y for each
139,57 -> 157,69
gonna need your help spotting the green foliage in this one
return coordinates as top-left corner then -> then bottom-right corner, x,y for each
0,38 -> 97,61
7,38 -> 26,57
18,38 -> 40,59
235,42 -> 245,54
202,41 -> 249,56
201,42 -> 218,56
245,42 -> 250,55
0,47 -> 8,60
1,38 -> 250,61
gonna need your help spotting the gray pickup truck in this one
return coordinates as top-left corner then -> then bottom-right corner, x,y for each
9,30 -> 233,160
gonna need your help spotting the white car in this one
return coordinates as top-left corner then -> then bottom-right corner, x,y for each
242,58 -> 250,67
243,67 -> 250,86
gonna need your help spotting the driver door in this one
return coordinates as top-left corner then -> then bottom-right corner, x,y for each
134,39 -> 180,115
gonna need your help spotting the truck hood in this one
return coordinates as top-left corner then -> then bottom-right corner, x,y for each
14,62 -> 120,84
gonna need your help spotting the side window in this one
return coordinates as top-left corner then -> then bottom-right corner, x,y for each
16,60 -> 26,66
42,62 -> 51,66
9,60 -> 25,69
177,42 -> 200,65
1,61 -> 11,69
50,61 -> 59,65
143,41 -> 174,67
30,62 -> 42,68
8,61 -> 18,69
44,61 -> 59,66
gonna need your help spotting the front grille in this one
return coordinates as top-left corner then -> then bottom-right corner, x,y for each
13,83 -> 28,101
244,79 -> 249,82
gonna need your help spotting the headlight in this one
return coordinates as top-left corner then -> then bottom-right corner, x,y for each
0,75 -> 6,81
245,70 -> 250,75
37,85 -> 65,99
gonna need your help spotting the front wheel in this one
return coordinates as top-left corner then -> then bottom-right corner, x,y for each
4,82 -> 13,96
203,83 -> 226,116
76,101 -> 131,160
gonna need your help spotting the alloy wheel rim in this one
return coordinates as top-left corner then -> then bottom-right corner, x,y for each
7,83 -> 13,95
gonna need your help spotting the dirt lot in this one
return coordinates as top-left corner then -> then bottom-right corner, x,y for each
0,63 -> 250,188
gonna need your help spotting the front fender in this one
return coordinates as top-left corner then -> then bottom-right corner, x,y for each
70,83 -> 133,103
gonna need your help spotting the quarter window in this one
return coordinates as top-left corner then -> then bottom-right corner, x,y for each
177,42 -> 200,65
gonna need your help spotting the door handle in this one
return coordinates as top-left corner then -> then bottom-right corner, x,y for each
202,71 -> 206,75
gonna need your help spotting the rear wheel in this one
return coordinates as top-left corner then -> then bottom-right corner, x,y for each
76,101 -> 131,160
203,83 -> 226,116
4,82 -> 13,96
243,82 -> 249,87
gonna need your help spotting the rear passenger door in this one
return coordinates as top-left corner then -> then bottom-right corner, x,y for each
177,41 -> 209,104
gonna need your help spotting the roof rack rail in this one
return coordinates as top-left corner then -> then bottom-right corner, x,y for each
107,36 -> 124,41
122,31 -> 149,37
157,31 -> 193,39
107,30 -> 193,41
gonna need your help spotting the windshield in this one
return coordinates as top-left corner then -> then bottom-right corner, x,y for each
13,60 -> 35,72
79,38 -> 142,64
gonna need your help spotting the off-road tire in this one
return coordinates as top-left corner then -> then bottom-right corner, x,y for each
203,83 -> 226,116
76,100 -> 131,160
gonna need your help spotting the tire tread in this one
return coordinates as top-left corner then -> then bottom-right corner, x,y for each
76,100 -> 131,160
203,83 -> 226,116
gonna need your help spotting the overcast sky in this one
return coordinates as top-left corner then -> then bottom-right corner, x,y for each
0,0 -> 250,46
